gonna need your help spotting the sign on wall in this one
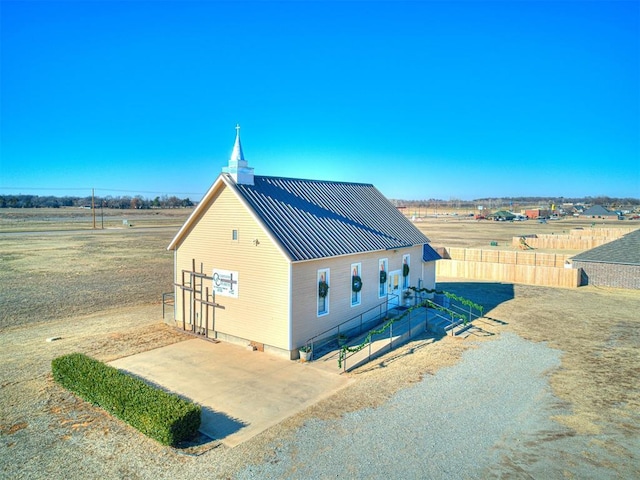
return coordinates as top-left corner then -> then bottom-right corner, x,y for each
212,269 -> 239,298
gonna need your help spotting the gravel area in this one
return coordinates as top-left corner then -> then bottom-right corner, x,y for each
236,332 -> 574,479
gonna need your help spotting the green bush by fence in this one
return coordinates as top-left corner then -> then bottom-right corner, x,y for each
52,353 -> 201,446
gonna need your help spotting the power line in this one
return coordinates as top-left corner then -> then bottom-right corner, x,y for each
95,188 -> 204,196
0,187 -> 204,196
0,187 -> 89,191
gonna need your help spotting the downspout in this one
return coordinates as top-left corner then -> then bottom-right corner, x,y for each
420,260 -> 424,302
173,249 -> 178,321
288,261 -> 293,354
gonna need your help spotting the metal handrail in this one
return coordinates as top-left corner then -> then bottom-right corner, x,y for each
445,301 -> 483,321
339,297 -> 479,370
340,303 -> 427,371
429,309 -> 464,336
162,292 -> 175,319
305,294 -> 400,352
424,299 -> 464,320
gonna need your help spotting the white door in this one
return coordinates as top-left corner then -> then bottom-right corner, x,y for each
388,270 -> 402,307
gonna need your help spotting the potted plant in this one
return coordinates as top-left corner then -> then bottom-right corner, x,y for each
299,345 -> 312,362
403,289 -> 413,307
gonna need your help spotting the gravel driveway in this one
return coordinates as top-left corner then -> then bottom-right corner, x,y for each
236,332 -> 619,479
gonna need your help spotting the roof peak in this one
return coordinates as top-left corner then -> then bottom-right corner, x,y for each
245,175 -> 374,188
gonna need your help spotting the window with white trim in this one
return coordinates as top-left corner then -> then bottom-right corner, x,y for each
317,268 -> 330,316
351,263 -> 362,307
378,258 -> 388,297
402,254 -> 410,289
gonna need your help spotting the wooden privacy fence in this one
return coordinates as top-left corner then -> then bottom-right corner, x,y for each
511,227 -> 638,250
444,247 -> 572,267
568,227 -> 637,237
437,259 -> 581,288
512,235 -> 619,250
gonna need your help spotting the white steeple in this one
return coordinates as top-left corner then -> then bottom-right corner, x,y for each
223,124 -> 254,185
229,123 -> 245,166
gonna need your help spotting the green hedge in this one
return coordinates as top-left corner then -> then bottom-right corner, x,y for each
52,353 -> 201,446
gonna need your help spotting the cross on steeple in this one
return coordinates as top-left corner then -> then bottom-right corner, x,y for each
229,124 -> 245,164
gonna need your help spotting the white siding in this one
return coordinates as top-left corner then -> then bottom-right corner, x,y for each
290,245 -> 423,347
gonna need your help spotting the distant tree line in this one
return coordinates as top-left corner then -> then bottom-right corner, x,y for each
3,194 -> 638,210
0,194 -> 195,209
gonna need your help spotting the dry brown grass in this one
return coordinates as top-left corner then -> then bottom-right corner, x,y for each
1,209 -> 638,478
0,207 -> 191,232
0,227 -> 181,328
499,285 -> 640,436
415,215 -> 632,251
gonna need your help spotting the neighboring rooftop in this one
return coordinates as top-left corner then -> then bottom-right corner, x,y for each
582,205 -> 616,217
488,210 -> 515,220
571,229 -> 640,265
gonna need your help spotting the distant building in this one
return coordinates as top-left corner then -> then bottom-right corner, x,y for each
524,209 -> 551,219
488,210 -> 515,221
167,126 -> 441,359
581,205 -> 617,217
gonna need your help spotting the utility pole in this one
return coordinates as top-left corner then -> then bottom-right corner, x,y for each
92,188 -> 96,229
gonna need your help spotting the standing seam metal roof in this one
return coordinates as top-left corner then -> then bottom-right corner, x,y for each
229,175 -> 431,262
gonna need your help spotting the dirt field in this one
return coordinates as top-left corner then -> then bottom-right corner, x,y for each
415,214 -> 630,251
1,209 -> 639,478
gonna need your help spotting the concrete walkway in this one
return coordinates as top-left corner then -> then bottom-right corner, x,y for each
109,339 -> 352,447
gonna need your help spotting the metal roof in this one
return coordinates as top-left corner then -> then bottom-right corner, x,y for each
571,228 -> 640,265
228,175 -> 431,262
422,243 -> 441,262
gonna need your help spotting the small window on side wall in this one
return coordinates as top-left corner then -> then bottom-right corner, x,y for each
232,229 -> 238,241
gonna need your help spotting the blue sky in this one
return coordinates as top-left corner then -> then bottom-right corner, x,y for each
1,0 -> 638,201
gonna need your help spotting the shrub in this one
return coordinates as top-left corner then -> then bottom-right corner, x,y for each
52,353 -> 201,446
